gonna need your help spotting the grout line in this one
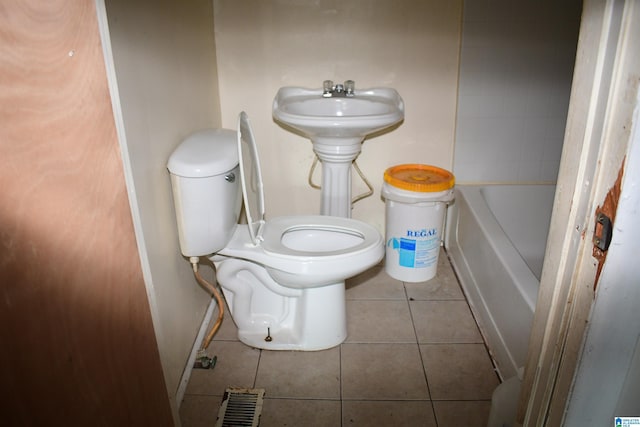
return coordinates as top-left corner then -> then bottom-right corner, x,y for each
405,280 -> 438,425
339,344 -> 343,427
253,349 -> 262,390
340,398 -> 433,402
402,281 -> 417,343
430,398 -> 493,402
261,396 -> 343,401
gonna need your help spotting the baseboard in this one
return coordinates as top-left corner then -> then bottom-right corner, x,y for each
176,298 -> 217,408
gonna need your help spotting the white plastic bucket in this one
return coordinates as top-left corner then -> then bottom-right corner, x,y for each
381,164 -> 455,282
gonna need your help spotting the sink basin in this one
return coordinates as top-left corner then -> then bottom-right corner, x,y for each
272,85 -> 404,218
273,87 -> 404,141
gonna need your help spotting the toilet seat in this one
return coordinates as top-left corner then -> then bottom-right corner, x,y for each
237,111 -> 266,246
218,112 -> 384,287
262,215 -> 381,259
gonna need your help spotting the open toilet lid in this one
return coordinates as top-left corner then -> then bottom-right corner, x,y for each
237,111 -> 266,245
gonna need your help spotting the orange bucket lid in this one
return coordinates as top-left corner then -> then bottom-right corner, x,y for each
384,164 -> 455,192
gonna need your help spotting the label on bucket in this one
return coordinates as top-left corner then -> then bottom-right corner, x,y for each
384,199 -> 448,283
388,228 -> 439,269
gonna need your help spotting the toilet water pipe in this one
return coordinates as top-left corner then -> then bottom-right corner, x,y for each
189,257 -> 224,353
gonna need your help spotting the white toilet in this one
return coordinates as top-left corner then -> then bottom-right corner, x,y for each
167,112 -> 384,350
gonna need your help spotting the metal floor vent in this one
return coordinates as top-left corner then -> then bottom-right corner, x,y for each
215,387 -> 265,427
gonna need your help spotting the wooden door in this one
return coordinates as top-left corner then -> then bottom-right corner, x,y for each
0,1 -> 174,424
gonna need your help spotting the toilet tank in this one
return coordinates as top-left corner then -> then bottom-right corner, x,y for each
167,129 -> 242,257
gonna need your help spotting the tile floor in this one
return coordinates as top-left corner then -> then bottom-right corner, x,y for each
180,249 -> 499,426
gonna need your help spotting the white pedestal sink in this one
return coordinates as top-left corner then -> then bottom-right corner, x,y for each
273,86 -> 404,218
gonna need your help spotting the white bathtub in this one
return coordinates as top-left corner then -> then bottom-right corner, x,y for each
444,184 -> 555,380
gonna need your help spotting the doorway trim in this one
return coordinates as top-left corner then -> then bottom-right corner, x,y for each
517,0 -> 637,424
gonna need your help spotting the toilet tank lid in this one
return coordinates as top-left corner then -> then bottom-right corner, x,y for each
168,129 -> 238,178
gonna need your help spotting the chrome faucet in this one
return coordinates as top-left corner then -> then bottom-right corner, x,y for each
322,80 -> 355,97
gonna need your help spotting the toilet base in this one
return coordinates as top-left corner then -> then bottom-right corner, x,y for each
215,258 -> 348,351
236,283 -> 347,351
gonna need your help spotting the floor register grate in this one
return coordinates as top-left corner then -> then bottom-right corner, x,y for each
215,388 -> 265,427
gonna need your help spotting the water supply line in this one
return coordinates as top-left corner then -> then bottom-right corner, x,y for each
351,160 -> 374,204
308,155 -> 322,190
307,154 -> 374,207
190,257 -> 224,367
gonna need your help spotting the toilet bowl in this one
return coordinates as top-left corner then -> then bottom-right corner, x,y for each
168,112 -> 384,350
220,215 -> 383,287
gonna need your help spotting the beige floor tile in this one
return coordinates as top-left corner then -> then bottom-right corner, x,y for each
410,300 -> 483,343
179,394 -> 223,427
260,398 -> 341,427
433,400 -> 492,426
185,341 -> 260,396
342,400 -> 437,426
255,347 -> 340,399
420,343 -> 499,400
346,300 -> 416,343
341,343 -> 429,400
346,264 -> 406,300
404,250 -> 465,301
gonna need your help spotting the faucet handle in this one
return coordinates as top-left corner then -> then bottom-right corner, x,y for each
344,80 -> 355,96
323,80 -> 334,97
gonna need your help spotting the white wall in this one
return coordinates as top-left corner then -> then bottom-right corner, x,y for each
454,0 -> 582,183
213,0 -> 462,231
101,0 -> 221,416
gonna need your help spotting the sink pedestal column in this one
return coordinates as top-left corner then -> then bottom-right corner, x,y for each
312,138 -> 363,218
